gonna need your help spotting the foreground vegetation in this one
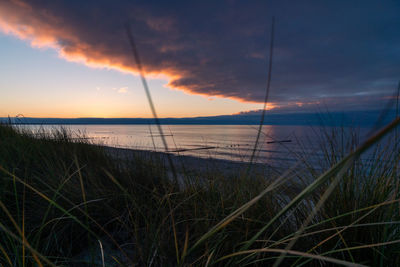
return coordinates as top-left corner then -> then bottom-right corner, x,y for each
0,122 -> 399,266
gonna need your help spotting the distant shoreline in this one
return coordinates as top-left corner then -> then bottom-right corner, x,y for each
1,109 -> 396,126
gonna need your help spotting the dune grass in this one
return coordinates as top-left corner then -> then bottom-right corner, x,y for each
0,121 -> 399,266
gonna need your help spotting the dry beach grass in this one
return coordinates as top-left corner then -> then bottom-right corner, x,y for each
0,120 -> 400,266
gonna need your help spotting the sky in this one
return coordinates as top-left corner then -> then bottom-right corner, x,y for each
0,0 -> 399,118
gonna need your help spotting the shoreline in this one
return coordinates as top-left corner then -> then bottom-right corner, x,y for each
102,145 -> 277,178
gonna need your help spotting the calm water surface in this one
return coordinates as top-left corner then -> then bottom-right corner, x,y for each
21,125 -> 370,165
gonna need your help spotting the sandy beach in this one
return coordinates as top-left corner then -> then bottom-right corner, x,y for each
103,145 -> 276,179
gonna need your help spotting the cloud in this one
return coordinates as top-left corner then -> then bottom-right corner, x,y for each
117,87 -> 128,93
236,94 -> 395,115
0,0 -> 399,110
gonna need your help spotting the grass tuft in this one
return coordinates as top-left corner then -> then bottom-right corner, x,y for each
0,121 -> 399,266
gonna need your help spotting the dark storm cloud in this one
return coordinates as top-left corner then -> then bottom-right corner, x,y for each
0,0 -> 399,109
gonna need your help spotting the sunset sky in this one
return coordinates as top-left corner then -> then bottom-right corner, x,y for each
0,0 -> 399,118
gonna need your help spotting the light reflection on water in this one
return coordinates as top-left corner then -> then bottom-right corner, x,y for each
20,124 -> 371,166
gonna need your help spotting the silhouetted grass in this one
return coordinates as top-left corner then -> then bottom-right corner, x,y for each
0,121 -> 399,266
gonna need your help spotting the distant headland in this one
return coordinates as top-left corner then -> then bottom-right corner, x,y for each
1,109 -> 396,126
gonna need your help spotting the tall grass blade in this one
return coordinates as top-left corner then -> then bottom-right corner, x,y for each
125,23 -> 178,184
248,17 -> 275,167
0,242 -> 13,266
98,240 -> 105,267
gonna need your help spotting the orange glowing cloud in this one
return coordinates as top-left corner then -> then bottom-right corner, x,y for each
0,2 -> 180,92
0,9 -> 180,80
0,0 -> 277,104
1,0 -> 396,110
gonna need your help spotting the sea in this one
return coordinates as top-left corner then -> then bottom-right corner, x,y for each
18,124 -> 382,167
